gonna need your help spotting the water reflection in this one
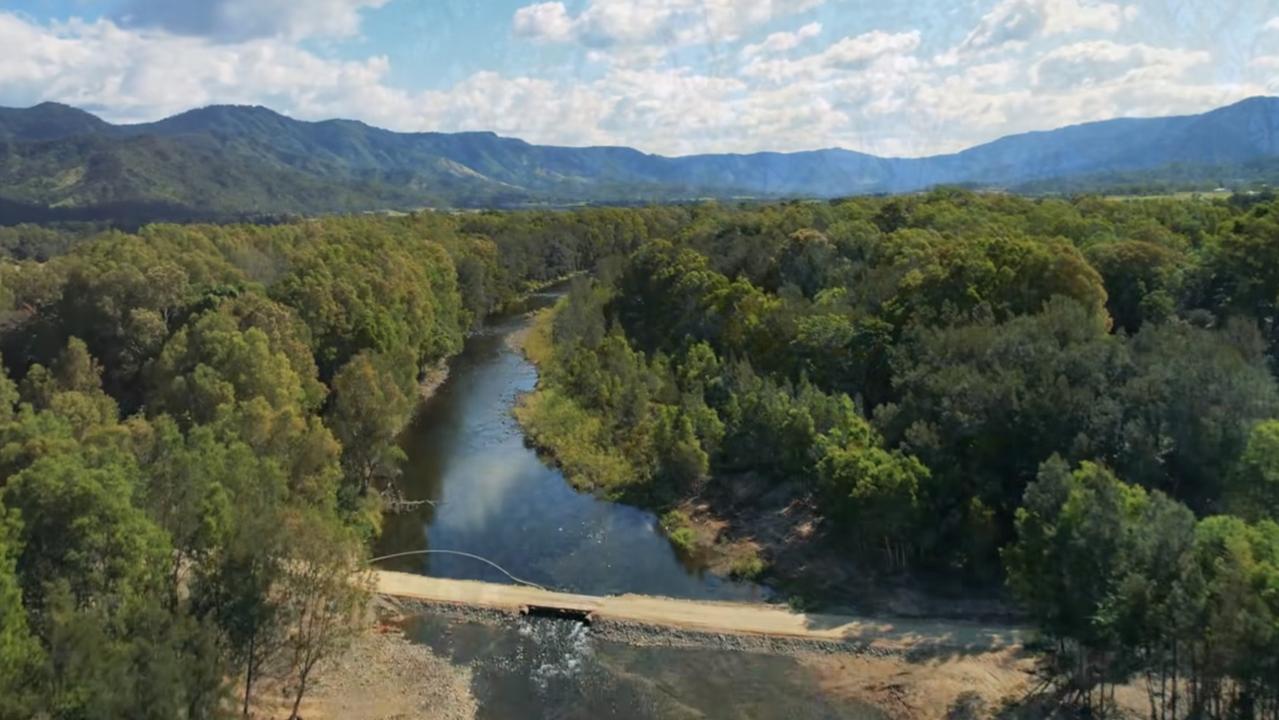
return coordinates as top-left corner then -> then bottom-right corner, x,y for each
375,293 -> 764,601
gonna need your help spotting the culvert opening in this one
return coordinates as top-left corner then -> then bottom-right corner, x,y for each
521,605 -> 594,625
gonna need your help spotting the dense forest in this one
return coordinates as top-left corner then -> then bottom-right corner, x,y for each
4,191 -> 1279,717
0,207 -> 662,717
513,190 -> 1279,718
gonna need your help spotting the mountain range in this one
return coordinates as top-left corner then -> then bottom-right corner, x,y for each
1,96 -> 1277,222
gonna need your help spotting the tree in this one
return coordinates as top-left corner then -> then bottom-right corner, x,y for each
776,229 -> 839,298
278,513 -> 371,720
0,354 -> 18,424
1117,319 -> 1279,507
19,337 -> 119,437
267,226 -> 464,379
1004,458 -> 1148,712
883,296 -> 1126,563
149,310 -> 306,427
187,436 -> 291,717
1102,490 -> 1198,720
1086,240 -> 1184,333
325,351 -> 413,502
0,505 -> 40,718
816,425 -> 929,569
135,417 -> 244,602
1226,419 -> 1279,520
652,404 -> 713,497
215,397 -> 342,507
1184,516 -> 1279,717
1205,206 -> 1279,358
217,294 -> 327,411
2,451 -> 169,614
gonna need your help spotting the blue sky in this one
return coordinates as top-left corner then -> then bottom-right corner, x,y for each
3,0 -> 1278,155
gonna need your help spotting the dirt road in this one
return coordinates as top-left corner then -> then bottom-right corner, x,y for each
375,571 -> 1024,654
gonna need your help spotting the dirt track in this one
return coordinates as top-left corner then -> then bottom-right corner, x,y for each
375,571 -> 1024,654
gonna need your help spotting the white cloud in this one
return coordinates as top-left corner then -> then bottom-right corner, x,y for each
1265,17 -> 1279,32
741,22 -> 822,59
513,0 -> 825,48
0,13 -> 406,123
824,31 -> 922,68
742,30 -> 922,83
512,2 -> 576,43
1030,41 -> 1211,91
417,71 -> 618,146
960,0 -> 1137,53
115,0 -> 389,41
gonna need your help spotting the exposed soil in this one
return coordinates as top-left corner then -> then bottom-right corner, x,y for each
250,610 -> 477,720
417,361 -> 450,403
804,649 -> 1156,719
802,647 -> 1038,719
675,472 -> 1019,620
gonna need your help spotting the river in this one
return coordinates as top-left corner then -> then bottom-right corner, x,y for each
374,290 -> 763,600
373,291 -> 881,719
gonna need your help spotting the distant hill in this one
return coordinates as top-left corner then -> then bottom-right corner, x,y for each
0,102 -> 115,143
1,96 -> 1277,221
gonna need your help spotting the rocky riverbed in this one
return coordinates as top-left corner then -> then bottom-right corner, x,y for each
278,617 -> 478,720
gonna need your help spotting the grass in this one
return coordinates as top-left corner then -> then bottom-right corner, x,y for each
511,301 -> 637,494
727,550 -> 766,580
513,388 -> 635,494
660,510 -> 699,554
518,307 -> 556,367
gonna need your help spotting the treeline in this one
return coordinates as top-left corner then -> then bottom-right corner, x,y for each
0,208 -> 662,717
1015,161 -> 1279,197
518,190 -> 1279,717
0,222 -> 108,260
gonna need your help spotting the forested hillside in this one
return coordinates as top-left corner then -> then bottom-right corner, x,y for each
516,190 -> 1279,717
1,97 -> 1277,221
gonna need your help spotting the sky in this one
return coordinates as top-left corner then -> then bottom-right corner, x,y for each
2,0 -> 1278,157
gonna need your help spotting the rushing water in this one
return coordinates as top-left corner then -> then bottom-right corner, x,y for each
374,291 -> 876,717
375,290 -> 763,601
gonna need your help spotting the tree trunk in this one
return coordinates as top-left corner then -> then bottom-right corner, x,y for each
288,670 -> 309,720
243,633 -> 256,717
